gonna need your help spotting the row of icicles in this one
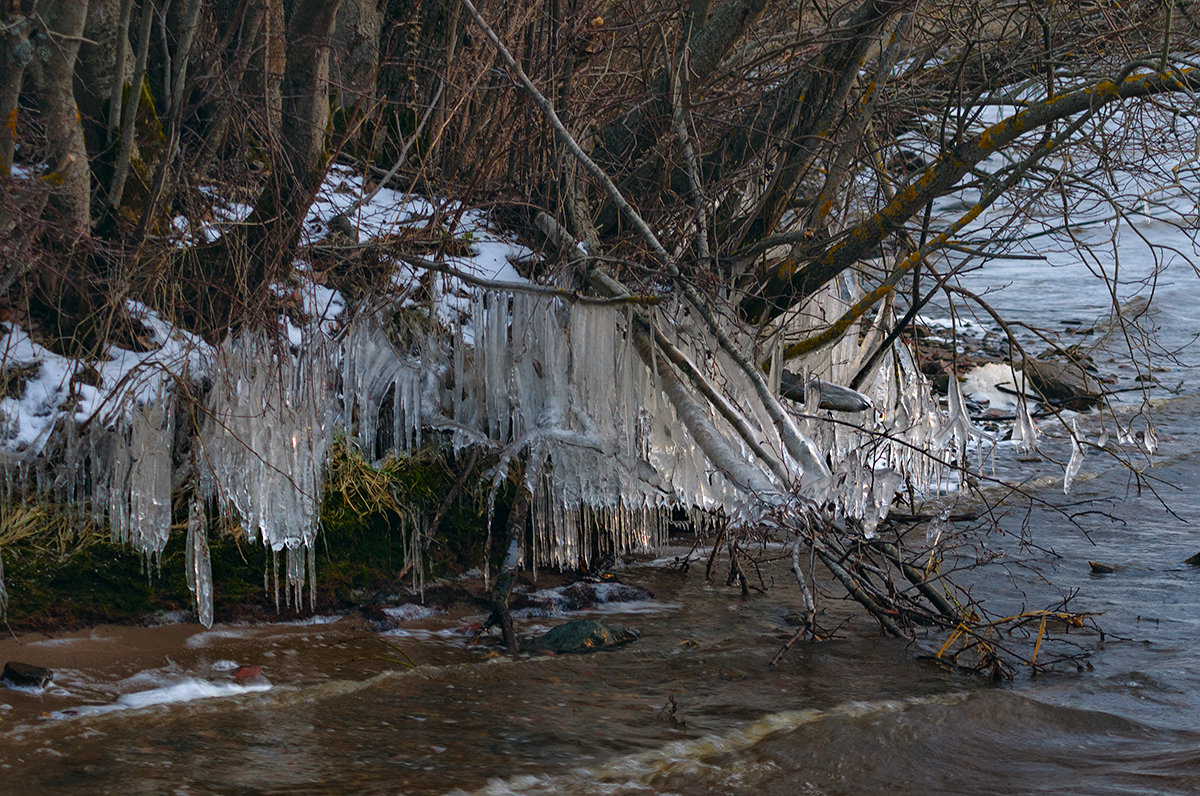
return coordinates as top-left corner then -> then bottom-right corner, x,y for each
0,280 -> 1010,627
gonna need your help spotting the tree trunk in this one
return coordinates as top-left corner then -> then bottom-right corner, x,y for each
263,0 -> 285,145
0,3 -> 31,179
235,0 -> 342,283
488,476 -> 533,653
76,0 -> 132,162
195,0 -> 267,170
34,0 -> 91,239
332,0 -> 383,110
106,0 -> 154,214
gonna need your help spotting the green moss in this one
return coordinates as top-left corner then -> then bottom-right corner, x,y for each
0,441 -> 502,632
320,440 -> 494,582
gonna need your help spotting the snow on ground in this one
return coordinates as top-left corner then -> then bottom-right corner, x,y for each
0,163 -> 534,456
0,303 -> 206,455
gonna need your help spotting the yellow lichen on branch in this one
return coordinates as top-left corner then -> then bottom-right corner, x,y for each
743,65 -> 1200,324
781,201 -> 985,361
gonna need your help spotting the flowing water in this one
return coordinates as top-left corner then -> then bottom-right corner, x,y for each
0,450 -> 1198,796
2,217 -> 1200,792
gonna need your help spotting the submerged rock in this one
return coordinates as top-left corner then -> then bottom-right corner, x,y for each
361,604 -> 401,632
512,579 -> 654,616
532,620 -> 640,654
3,661 -> 53,688
1088,561 -> 1115,574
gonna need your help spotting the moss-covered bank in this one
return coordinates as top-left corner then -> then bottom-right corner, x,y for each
0,443 -> 504,633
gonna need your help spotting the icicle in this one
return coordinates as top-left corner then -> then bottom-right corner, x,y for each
1064,418 -> 1085,494
125,384 -> 174,557
860,468 -> 901,538
926,507 -> 951,555
272,549 -> 280,611
308,541 -> 317,610
186,491 -> 213,628
1011,392 -> 1039,453
285,544 -> 307,610
1140,422 -> 1158,454
200,330 -> 330,562
936,370 -> 994,468
0,547 -> 7,619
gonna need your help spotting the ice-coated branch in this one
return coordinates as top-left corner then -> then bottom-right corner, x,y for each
539,201 -> 793,497
649,323 -> 793,487
573,259 -> 782,498
462,0 -> 829,481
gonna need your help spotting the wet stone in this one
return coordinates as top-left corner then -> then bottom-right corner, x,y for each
512,580 -> 654,616
592,582 -> 653,604
557,583 -> 598,611
361,604 -> 400,632
3,661 -> 53,688
1019,356 -> 1102,408
532,620 -> 640,654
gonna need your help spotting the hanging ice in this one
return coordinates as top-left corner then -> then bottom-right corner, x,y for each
1063,418 -> 1085,494
1140,422 -> 1158,455
198,331 -> 333,603
1011,393 -> 1039,453
936,369 -> 994,470
0,248 -> 969,609
186,490 -> 213,628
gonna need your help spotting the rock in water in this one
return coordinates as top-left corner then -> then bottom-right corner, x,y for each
1019,357 -> 1101,408
361,604 -> 400,632
3,661 -> 53,688
533,620 -> 640,653
1185,552 -> 1200,566
1088,561 -> 1115,574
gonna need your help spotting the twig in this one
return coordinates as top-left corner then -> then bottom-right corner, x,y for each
312,243 -> 660,306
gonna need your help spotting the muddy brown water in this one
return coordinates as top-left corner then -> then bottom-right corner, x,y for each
1,447 -> 1199,796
